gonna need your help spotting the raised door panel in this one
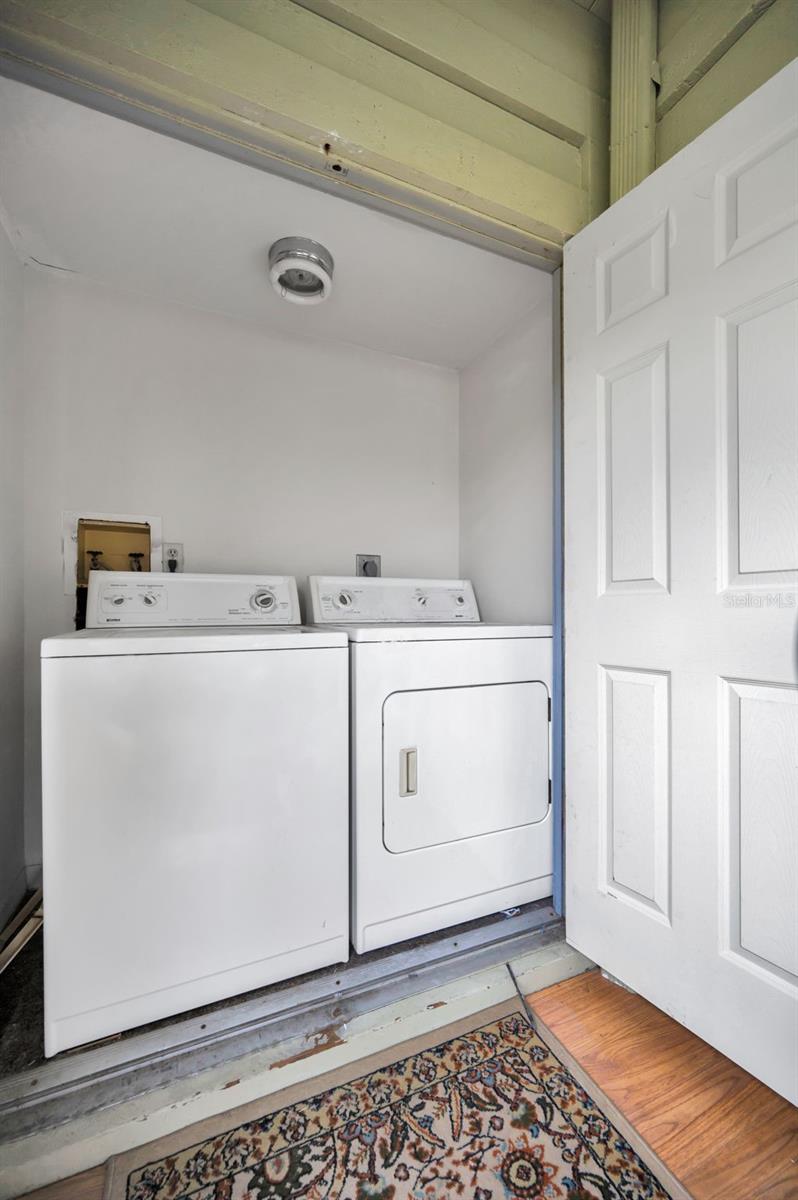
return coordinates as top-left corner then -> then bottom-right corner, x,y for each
716,118 -> 798,264
596,213 -> 669,332
721,679 -> 798,985
719,285 -> 798,589
598,667 -> 671,923
598,346 -> 669,594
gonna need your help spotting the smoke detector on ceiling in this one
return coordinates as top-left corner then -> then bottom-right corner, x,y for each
268,237 -> 334,305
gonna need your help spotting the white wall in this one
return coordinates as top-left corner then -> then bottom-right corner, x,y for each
0,219 -> 26,924
459,297 -> 553,624
22,271 -> 460,867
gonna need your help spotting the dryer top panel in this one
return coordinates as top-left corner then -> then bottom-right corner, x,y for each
86,572 -> 301,628
338,623 -> 552,642
309,576 -> 480,624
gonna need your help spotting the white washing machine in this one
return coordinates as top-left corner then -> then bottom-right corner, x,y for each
41,572 -> 349,1056
309,576 -> 553,954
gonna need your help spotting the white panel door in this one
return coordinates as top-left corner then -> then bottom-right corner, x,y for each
564,62 -> 798,1103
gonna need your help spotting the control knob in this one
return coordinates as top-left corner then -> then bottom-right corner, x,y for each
251,588 -> 276,613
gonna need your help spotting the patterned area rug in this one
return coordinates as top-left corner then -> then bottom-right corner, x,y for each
107,1003 -> 672,1199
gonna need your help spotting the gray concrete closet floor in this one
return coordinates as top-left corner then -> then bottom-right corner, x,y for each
0,900 -> 552,1081
1,930 -> 590,1199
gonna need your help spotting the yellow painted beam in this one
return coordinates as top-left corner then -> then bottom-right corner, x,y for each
443,0 -> 610,98
657,0 -> 779,118
0,0 -> 608,257
286,0 -> 609,222
197,0 -> 581,186
291,0 -> 607,146
658,0 -> 701,48
656,0 -> 798,164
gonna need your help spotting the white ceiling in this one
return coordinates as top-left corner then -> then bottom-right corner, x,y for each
0,78 -> 550,369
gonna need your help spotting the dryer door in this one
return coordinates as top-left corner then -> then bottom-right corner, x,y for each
383,681 -> 549,854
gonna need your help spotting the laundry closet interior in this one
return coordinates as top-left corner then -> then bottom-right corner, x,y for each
0,74 -> 562,1076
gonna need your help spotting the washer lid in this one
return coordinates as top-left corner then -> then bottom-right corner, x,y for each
41,626 -> 348,658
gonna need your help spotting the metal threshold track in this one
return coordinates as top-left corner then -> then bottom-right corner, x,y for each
0,903 -> 561,1141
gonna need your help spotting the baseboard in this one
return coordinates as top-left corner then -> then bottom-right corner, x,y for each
0,866 -> 27,933
25,863 -> 42,891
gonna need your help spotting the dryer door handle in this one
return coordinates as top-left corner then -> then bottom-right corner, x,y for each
399,747 -> 418,797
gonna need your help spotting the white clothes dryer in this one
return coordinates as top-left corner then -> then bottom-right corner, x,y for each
41,572 -> 349,1055
309,576 -> 553,954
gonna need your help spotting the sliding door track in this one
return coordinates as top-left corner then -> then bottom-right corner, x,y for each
0,901 -> 561,1140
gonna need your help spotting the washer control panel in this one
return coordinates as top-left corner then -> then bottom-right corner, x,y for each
309,577 -> 480,624
87,572 -> 301,627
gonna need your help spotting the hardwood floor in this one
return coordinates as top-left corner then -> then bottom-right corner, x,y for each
528,970 -> 798,1200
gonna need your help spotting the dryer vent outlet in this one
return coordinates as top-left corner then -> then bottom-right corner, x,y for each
356,554 -> 381,578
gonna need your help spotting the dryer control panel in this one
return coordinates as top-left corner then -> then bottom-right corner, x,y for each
86,572 -> 301,627
309,576 -> 480,623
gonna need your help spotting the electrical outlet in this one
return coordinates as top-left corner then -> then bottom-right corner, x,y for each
356,554 -> 381,578
163,543 -> 184,573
